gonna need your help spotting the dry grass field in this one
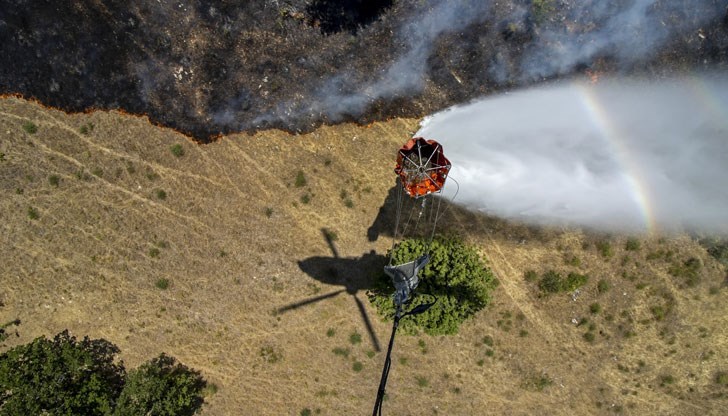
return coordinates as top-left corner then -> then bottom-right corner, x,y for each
1,96 -> 727,415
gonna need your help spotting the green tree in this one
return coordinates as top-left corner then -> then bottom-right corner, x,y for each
368,236 -> 497,335
114,354 -> 206,416
0,332 -> 207,415
0,330 -> 125,415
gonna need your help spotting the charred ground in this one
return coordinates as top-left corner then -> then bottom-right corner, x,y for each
1,0 -> 727,141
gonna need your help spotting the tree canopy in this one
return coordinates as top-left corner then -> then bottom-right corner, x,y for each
368,236 -> 497,335
0,330 -> 124,415
0,331 -> 207,416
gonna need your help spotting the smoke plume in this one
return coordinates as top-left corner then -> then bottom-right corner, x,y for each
255,0 -> 494,126
516,0 -> 727,81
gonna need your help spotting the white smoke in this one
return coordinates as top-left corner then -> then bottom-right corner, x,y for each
254,0 -> 494,125
518,0 -> 726,81
255,0 -> 726,128
416,73 -> 728,234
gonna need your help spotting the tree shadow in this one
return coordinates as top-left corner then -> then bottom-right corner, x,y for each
278,229 -> 387,351
305,0 -> 395,35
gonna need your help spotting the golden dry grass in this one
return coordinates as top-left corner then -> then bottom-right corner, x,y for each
1,97 -> 727,415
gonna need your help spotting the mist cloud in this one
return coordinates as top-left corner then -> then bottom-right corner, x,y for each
416,73 -> 728,234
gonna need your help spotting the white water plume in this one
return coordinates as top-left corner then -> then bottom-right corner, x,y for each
417,73 -> 728,234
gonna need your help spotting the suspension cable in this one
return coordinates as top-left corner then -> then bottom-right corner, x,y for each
371,304 -> 402,416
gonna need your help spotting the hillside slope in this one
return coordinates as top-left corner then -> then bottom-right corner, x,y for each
1,97 -> 726,415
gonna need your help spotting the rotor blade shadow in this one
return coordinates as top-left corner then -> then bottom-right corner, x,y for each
354,294 -> 381,352
276,289 -> 346,314
321,228 -> 340,258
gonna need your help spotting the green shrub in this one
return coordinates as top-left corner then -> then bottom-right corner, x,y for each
48,174 -> 60,187
156,189 -> 167,200
564,272 -> 588,291
565,255 -> 581,267
264,207 -> 273,218
332,347 -> 349,358
79,123 -> 94,135
538,271 -> 588,294
322,228 -> 338,242
524,373 -> 553,392
0,330 -> 124,415
113,354 -> 206,416
22,121 -> 37,134
538,270 -> 563,293
27,206 -> 39,220
0,320 -> 20,343
524,270 -> 538,282
589,303 -> 602,314
170,144 -> 185,157
625,238 -> 641,251
597,279 -> 610,294
596,240 -> 613,258
349,332 -> 362,345
260,346 -> 282,363
155,278 -> 169,289
659,374 -> 675,387
716,371 -> 728,386
145,168 -> 160,181
202,383 -> 218,397
326,328 -> 335,337
668,257 -> 702,287
651,305 -> 666,321
294,170 -> 307,187
352,361 -> 363,372
368,236 -> 497,335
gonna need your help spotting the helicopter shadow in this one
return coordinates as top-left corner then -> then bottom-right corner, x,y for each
277,229 -> 387,352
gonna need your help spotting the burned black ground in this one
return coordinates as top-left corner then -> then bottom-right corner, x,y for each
1,0 -> 727,141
